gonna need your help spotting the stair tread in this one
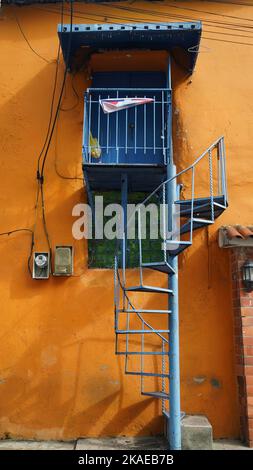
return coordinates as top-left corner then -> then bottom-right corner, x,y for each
125,285 -> 173,294
121,309 -> 171,314
116,329 -> 169,334
142,261 -> 175,275
126,371 -> 170,378
142,391 -> 169,399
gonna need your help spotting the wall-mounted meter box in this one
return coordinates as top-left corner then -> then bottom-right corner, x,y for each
54,246 -> 73,276
33,252 -> 50,280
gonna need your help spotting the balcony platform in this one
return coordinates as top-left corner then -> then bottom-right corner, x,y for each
83,163 -> 166,192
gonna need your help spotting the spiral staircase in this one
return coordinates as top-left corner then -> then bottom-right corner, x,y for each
114,136 -> 228,445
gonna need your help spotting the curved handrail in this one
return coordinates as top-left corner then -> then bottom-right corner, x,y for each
123,135 -> 225,230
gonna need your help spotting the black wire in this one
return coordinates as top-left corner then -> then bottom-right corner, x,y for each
0,229 -> 33,237
60,71 -> 80,112
40,0 -> 74,179
37,3 -> 64,174
14,12 -> 51,64
27,0 -> 66,276
33,4 -> 253,45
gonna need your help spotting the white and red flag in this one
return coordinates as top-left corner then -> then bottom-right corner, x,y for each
99,97 -> 154,114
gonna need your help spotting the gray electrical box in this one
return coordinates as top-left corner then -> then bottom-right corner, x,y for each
33,252 -> 50,280
54,246 -> 73,276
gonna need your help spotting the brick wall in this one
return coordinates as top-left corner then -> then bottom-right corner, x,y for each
231,247 -> 253,447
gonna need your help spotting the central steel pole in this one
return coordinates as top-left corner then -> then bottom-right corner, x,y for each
166,56 -> 181,450
167,165 -> 181,450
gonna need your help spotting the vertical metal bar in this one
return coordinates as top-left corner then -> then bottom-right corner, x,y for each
153,95 -> 156,155
125,298 -> 130,374
167,94 -> 181,450
208,149 -> 214,221
121,174 -> 128,283
190,167 -> 195,244
162,340 -> 165,413
97,94 -> 101,161
217,143 -> 221,195
141,320 -> 144,393
83,92 -> 88,163
221,137 -> 227,202
134,96 -> 137,155
167,55 -> 172,90
144,96 -> 146,155
162,183 -> 167,262
125,102 -> 128,156
88,93 -> 92,163
138,208 -> 144,286
116,90 -> 119,163
162,91 -> 165,162
106,94 -> 110,155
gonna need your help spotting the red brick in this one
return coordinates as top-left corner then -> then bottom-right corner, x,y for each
243,326 -> 253,336
245,366 -> 253,376
247,405 -> 253,418
245,357 -> 253,366
242,317 -> 253,326
241,298 -> 253,308
246,385 -> 253,395
246,376 -> 253,385
243,337 -> 253,346
241,307 -> 253,317
244,346 -> 253,355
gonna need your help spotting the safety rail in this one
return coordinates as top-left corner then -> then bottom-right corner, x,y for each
83,87 -> 171,165
113,136 -> 227,408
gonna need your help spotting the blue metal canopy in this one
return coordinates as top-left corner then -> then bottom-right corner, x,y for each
58,22 -> 202,73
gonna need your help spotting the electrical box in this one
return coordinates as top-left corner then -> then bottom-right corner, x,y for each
54,246 -> 73,276
33,252 -> 50,280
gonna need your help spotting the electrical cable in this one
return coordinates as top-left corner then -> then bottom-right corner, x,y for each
0,229 -> 33,237
40,0 -> 74,179
14,12 -> 52,64
60,71 -> 80,112
27,0 -> 66,276
33,4 -> 253,45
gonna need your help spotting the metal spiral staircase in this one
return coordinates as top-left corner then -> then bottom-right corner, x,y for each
114,136 -> 228,447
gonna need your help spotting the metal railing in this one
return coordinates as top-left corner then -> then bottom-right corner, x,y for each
113,136 -> 227,403
83,88 -> 171,165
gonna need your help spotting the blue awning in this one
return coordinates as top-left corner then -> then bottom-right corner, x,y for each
58,22 -> 202,74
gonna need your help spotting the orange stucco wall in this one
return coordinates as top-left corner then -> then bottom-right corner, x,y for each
1,1 -> 253,440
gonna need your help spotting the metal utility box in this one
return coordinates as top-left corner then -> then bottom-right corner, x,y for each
33,252 -> 50,280
54,246 -> 73,276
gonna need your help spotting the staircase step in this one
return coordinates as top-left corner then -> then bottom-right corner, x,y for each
142,261 -> 175,275
180,218 -> 213,235
175,195 -> 227,219
163,241 -> 191,256
120,309 -> 171,314
126,371 -> 170,378
125,285 -> 173,295
116,351 -> 168,356
116,329 -> 169,334
142,391 -> 169,399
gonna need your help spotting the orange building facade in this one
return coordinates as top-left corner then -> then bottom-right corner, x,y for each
0,1 -> 253,442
